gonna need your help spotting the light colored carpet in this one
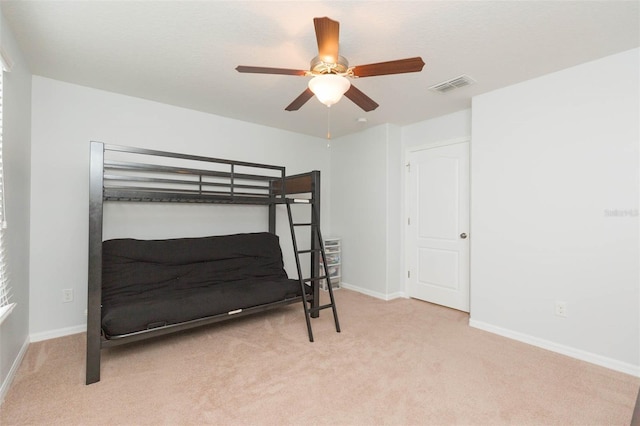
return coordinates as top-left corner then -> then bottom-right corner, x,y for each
1,289 -> 638,425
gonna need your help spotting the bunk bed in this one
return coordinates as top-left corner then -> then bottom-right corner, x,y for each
86,142 -> 328,385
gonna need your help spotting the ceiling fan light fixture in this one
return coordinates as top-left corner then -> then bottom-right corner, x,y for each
308,74 -> 351,107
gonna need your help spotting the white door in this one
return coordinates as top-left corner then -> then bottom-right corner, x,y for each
406,141 -> 469,312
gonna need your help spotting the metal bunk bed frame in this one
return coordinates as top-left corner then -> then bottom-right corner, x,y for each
87,141 -> 322,384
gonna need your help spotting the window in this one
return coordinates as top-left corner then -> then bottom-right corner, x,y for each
0,48 -> 14,325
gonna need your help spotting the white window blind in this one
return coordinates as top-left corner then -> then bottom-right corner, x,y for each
0,49 -> 15,325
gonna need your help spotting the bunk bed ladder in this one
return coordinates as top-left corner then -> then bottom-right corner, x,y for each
285,199 -> 341,342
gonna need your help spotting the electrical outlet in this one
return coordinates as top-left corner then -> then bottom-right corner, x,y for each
555,301 -> 567,318
62,288 -> 73,303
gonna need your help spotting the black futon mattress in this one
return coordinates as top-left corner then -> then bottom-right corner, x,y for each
101,232 -> 302,337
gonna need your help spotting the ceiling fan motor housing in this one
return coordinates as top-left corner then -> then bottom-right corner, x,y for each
310,55 -> 350,75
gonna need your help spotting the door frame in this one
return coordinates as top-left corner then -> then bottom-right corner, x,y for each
402,137 -> 471,304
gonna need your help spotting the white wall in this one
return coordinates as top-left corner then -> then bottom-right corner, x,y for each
402,109 -> 471,149
330,124 -> 402,298
0,8 -> 32,398
385,124 -> 402,296
470,48 -> 639,374
29,77 -> 330,338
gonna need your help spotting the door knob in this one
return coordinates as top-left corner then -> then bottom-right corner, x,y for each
460,233 -> 468,239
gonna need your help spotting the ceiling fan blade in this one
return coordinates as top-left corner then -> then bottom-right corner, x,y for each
236,66 -> 307,76
285,88 -> 315,111
344,84 -> 379,112
314,17 -> 340,63
351,57 -> 425,78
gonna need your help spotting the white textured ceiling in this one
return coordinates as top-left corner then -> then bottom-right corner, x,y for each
2,1 -> 639,139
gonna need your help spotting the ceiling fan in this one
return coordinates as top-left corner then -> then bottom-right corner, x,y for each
236,17 -> 425,112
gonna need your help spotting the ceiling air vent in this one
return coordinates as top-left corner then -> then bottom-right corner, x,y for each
429,75 -> 475,94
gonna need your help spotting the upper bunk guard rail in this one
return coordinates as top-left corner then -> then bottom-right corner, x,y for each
94,142 -> 288,204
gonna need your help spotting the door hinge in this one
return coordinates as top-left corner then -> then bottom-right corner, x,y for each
407,270 -> 411,278
407,217 -> 411,225
405,162 -> 411,172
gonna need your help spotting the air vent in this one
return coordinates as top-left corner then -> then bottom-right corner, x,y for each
429,75 -> 475,94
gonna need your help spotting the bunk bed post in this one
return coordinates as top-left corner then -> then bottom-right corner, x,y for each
268,204 -> 276,234
86,141 -> 104,384
310,170 -> 321,318
268,171 -> 286,234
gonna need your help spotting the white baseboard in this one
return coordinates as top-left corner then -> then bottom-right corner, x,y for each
469,319 -> 640,377
386,291 -> 407,300
340,282 -> 406,301
30,324 -> 86,343
0,336 -> 29,404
